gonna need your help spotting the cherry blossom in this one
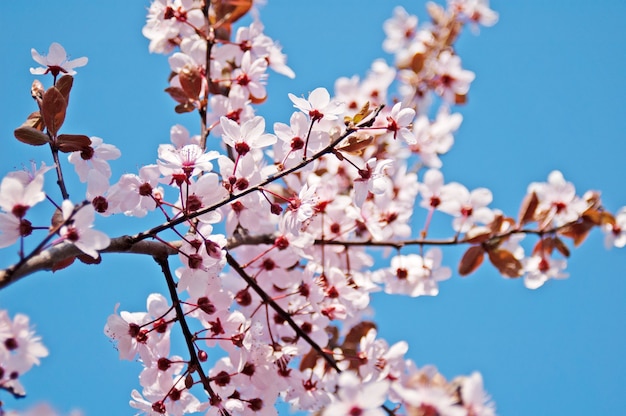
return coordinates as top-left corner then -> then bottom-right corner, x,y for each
527,170 -> 588,227
288,87 -> 346,123
157,143 -> 219,183
460,372 -> 496,416
354,158 -> 394,207
59,200 -> 110,259
383,6 -> 419,54
30,42 -> 88,77
450,0 -> 499,27
378,249 -> 452,297
220,116 -> 276,156
384,102 -> 416,144
322,371 -> 389,416
432,51 -> 476,103
232,51 -> 269,100
604,207 -> 626,248
68,137 -> 121,183
418,169 -> 464,215
411,108 -> 462,168
0,310 -> 48,375
4,1 -> 626,415
522,254 -> 569,290
0,174 -> 46,248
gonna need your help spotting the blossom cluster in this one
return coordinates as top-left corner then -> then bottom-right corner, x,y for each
0,311 -> 48,400
1,0 -> 625,415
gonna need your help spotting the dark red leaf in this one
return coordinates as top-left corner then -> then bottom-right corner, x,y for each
487,248 -> 523,278
57,134 -> 92,153
14,126 -> 51,146
459,245 -> 485,276
41,86 -> 67,136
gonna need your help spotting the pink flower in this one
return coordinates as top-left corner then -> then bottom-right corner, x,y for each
322,371 -> 389,416
380,249 -> 452,297
432,51 -> 475,103
0,310 -> 48,375
220,116 -> 276,156
30,42 -> 88,77
157,143 -> 219,184
354,158 -> 394,207
232,51 -> 269,100
0,175 -> 45,217
450,186 -> 495,232
59,200 -> 110,259
0,173 -> 46,248
385,102 -> 416,144
460,372 -> 496,416
383,6 -> 419,54
107,165 -> 162,218
412,108 -> 462,168
68,137 -> 121,183
289,87 -> 345,123
418,169 -> 465,215
450,0 -> 499,27
604,207 -> 626,248
527,170 -> 588,227
522,255 -> 568,289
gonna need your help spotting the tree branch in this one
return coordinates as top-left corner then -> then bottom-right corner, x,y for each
0,238 -> 180,290
225,251 -> 341,373
154,256 -> 224,410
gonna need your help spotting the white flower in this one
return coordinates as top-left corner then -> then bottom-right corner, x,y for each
68,137 -> 121,183
322,371 -> 389,416
289,87 -> 345,122
522,255 -> 568,289
604,207 -> 626,248
59,200 -> 110,259
0,310 -> 48,375
30,42 -> 88,76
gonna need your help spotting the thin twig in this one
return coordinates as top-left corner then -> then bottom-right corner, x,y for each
154,256 -> 223,408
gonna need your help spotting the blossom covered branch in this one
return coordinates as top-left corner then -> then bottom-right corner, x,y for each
1,1 -> 625,415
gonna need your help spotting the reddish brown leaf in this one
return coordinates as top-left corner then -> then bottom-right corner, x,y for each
600,212 -> 616,227
212,0 -> 253,37
298,348 -> 318,371
487,248 -> 523,278
336,134 -> 374,155
341,321 -> 377,370
14,126 -> 51,146
553,236 -> 570,258
532,237 -> 553,256
23,112 -> 45,131
57,134 -> 92,153
55,75 -> 74,103
342,321 -> 376,352
559,221 -> 594,247
41,86 -> 67,136
179,64 -> 202,100
518,191 -> 539,226
175,102 -> 196,114
410,52 -> 426,73
459,245 -> 485,276
164,86 -> 191,104
582,208 -> 603,225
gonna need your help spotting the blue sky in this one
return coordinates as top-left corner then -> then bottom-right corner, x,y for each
1,1 -> 625,415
